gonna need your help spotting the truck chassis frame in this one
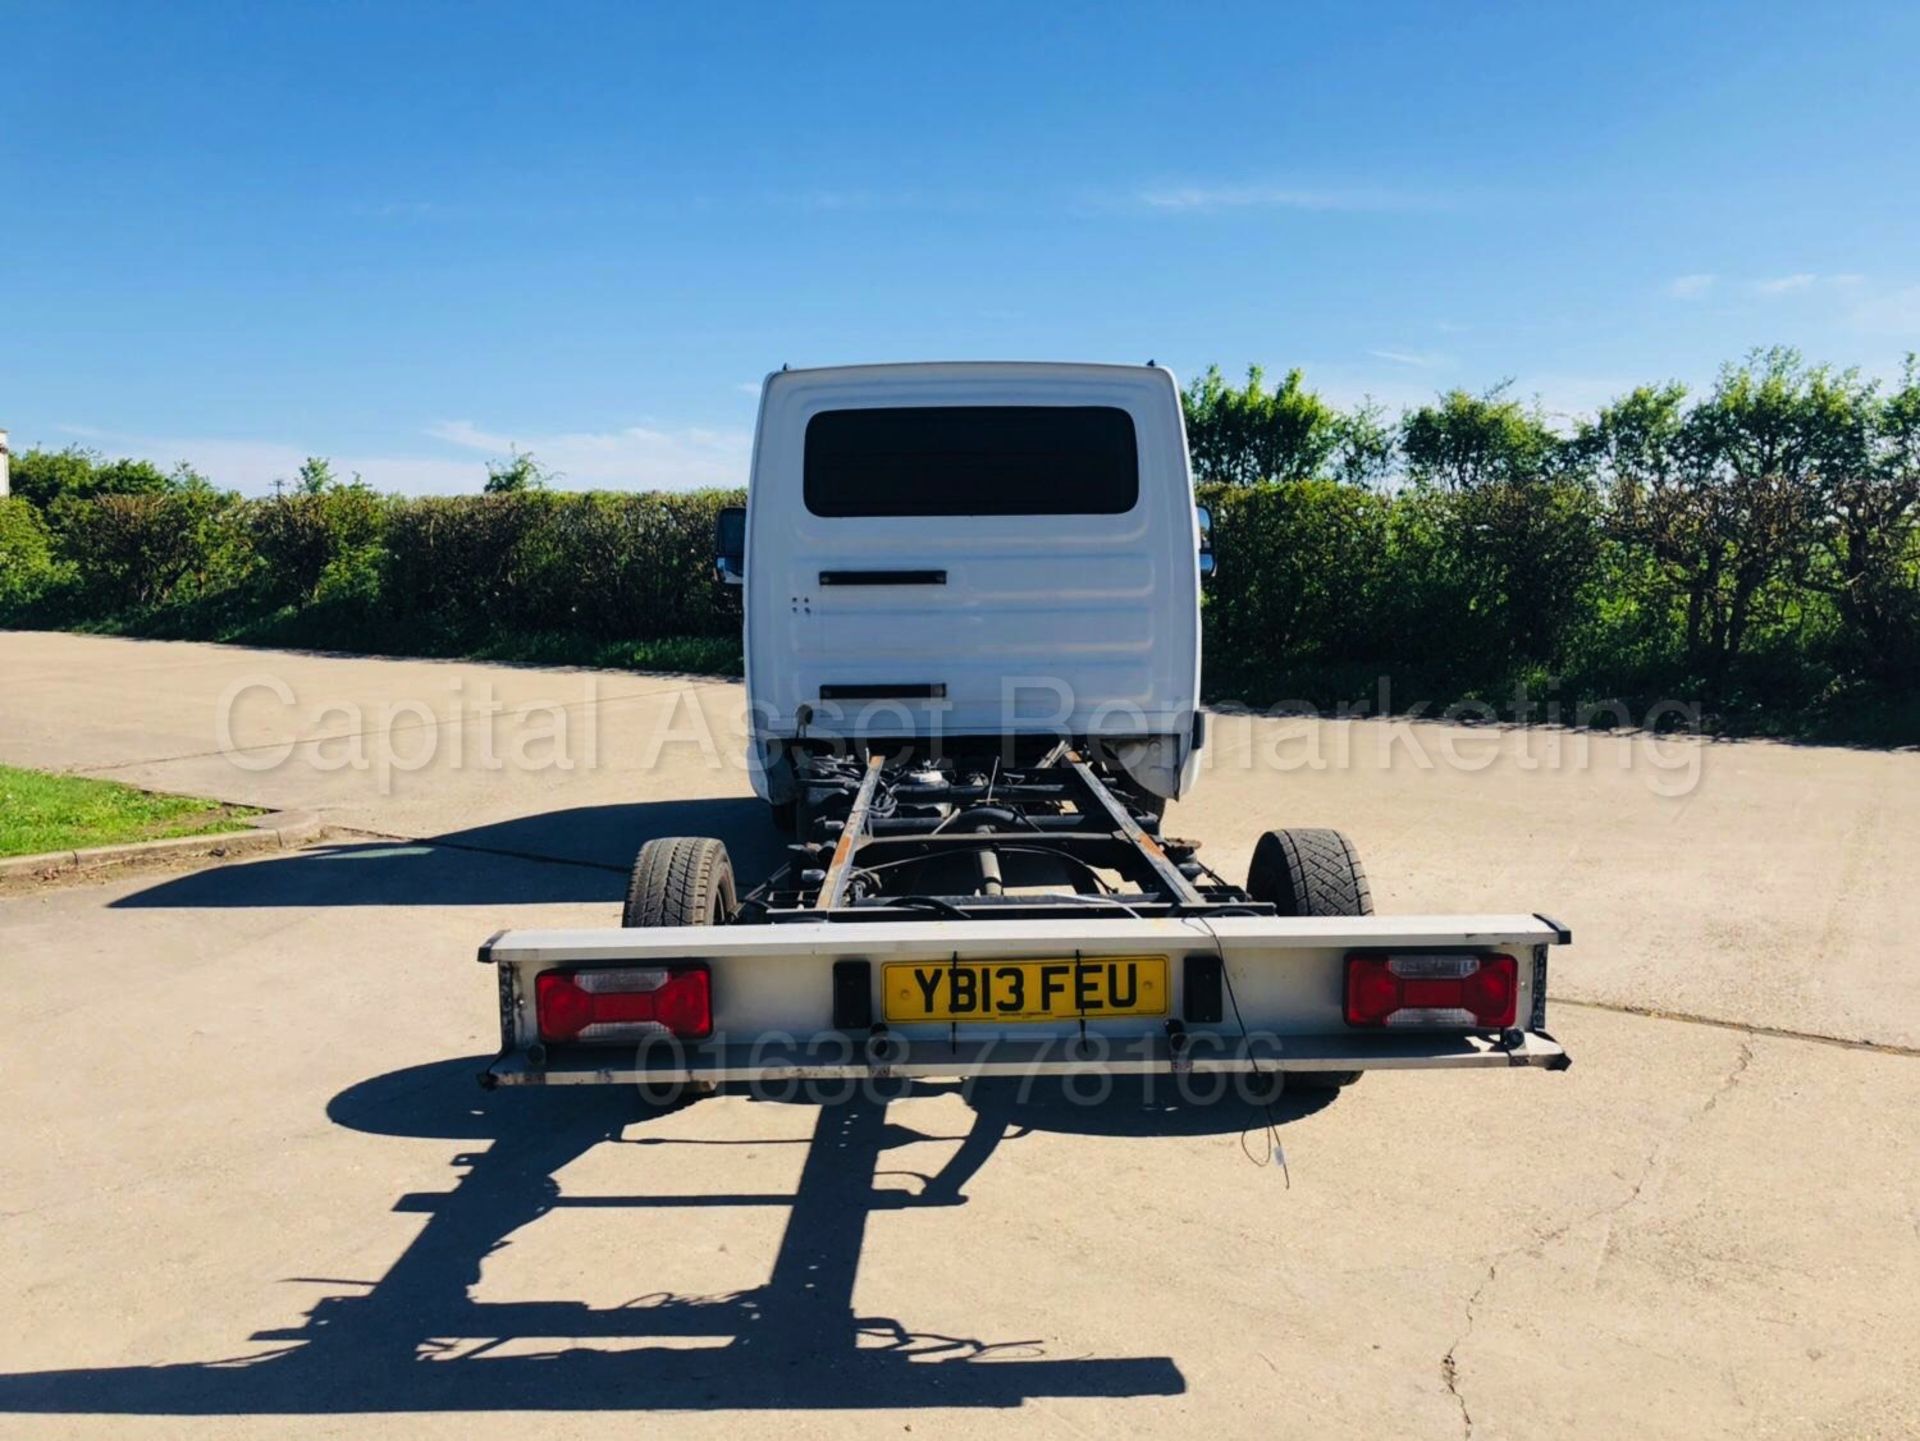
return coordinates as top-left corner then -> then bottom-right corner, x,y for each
480,741 -> 1572,1090
757,741 -> 1247,923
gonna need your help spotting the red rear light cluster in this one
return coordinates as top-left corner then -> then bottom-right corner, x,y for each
1344,952 -> 1517,1029
536,965 -> 712,1044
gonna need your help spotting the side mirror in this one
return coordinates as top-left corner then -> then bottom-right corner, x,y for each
714,505 -> 746,586
1196,503 -> 1216,582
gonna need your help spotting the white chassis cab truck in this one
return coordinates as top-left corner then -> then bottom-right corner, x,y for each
479,362 -> 1571,1094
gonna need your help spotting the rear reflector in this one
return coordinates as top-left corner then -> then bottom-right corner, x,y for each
536,965 -> 712,1044
1344,952 -> 1517,1029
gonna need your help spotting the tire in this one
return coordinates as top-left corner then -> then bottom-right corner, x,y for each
1246,827 -> 1373,918
1246,828 -> 1371,1089
622,836 -> 737,928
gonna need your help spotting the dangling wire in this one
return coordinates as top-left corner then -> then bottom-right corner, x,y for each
1183,912 -> 1290,1186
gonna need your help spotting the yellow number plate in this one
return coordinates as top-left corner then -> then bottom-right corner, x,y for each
883,956 -> 1168,1024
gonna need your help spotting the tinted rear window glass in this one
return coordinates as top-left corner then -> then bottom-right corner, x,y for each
804,406 -> 1139,517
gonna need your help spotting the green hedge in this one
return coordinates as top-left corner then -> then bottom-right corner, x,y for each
1198,477 -> 1616,703
0,498 -> 63,609
4,474 -> 1913,740
0,484 -> 748,666
49,488 -> 248,611
380,490 -> 739,640
248,484 -> 393,607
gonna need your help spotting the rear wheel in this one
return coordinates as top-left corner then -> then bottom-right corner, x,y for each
618,837 -> 733,1109
1246,828 -> 1371,1090
1247,827 -> 1372,918
622,836 -> 737,928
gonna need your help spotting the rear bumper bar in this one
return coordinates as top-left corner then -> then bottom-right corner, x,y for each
483,1027 -> 1569,1087
478,912 -> 1572,1089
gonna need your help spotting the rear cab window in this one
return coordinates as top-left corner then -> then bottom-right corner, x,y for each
803,405 -> 1139,518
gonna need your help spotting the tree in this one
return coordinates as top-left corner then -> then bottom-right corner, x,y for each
1181,365 -> 1389,487
9,446 -> 174,509
1398,386 -> 1597,668
484,448 -> 551,494
287,456 -> 368,496
1691,351 -> 1848,672
1329,401 -> 1394,488
1588,349 -> 1845,681
1200,477 -> 1392,665
1580,381 -> 1704,655
1399,383 -> 1564,491
1809,358 -> 1920,675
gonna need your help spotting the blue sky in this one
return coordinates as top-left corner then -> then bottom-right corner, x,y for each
4,1 -> 1918,494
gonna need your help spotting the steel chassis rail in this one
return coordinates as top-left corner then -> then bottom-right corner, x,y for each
753,743 -> 1250,923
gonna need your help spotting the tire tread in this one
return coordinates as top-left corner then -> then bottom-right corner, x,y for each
623,836 -> 736,928
1246,827 -> 1373,917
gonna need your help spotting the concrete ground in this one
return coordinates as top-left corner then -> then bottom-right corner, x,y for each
0,630 -> 1915,1439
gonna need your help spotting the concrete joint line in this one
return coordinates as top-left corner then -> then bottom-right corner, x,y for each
1558,997 -> 1920,1059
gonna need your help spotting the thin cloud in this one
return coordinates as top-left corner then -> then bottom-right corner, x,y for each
1367,348 -> 1452,370
1132,182 -> 1436,214
1666,273 -> 1717,299
1748,272 -> 1870,298
771,187 -> 991,215
1670,270 -> 1875,303
349,200 -> 448,221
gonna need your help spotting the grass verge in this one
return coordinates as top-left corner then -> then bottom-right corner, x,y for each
0,765 -> 263,858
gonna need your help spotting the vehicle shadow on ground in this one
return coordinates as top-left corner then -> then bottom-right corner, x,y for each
0,1060 -> 1334,1416
110,798 -> 790,909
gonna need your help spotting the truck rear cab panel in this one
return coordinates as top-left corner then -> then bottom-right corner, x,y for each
743,364 -> 1203,800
